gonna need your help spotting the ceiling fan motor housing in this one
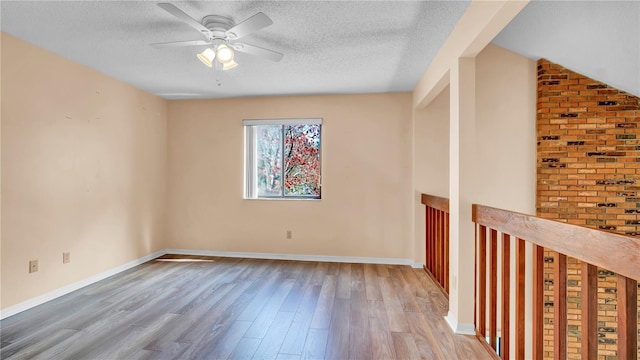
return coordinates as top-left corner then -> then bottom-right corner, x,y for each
202,15 -> 236,40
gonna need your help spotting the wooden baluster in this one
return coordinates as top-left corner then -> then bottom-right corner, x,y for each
515,238 -> 525,359
424,208 -> 427,272
478,225 -> 487,338
474,222 -> 478,327
434,208 -> 438,275
444,212 -> 449,294
424,210 -> 429,270
489,229 -> 498,350
501,233 -> 510,360
430,207 -> 435,273
532,245 -> 544,360
426,207 -> 430,272
435,209 -> 441,287
581,262 -> 597,360
423,208 -> 426,272
554,253 -> 567,360
617,274 -> 638,360
439,209 -> 445,288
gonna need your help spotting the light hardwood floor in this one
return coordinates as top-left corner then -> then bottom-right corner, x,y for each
0,255 -> 493,359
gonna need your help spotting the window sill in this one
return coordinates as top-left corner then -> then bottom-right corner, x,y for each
243,197 -> 321,201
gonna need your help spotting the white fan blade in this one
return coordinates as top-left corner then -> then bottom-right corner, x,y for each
157,93 -> 204,98
226,12 -> 273,40
158,3 -> 212,38
231,42 -> 283,62
151,40 -> 211,48
232,42 -> 283,62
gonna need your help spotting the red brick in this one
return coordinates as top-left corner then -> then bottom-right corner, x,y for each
536,59 -> 640,360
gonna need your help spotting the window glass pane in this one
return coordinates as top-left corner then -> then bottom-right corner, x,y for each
284,124 -> 321,197
256,125 -> 283,197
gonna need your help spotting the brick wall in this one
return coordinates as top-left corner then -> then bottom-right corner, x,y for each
537,59 -> 640,360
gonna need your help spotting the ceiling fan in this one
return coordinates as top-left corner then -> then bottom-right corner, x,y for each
151,3 -> 283,70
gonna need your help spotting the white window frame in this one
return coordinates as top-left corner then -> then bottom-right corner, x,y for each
243,118 -> 322,200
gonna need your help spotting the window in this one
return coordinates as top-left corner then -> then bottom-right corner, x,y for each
244,118 -> 322,199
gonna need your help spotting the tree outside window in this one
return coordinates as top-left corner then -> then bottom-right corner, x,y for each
245,119 -> 321,199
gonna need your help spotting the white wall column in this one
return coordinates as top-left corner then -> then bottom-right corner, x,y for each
446,56 -> 476,334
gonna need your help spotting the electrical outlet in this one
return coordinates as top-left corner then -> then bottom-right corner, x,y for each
286,230 -> 292,239
63,252 -> 71,264
29,260 -> 38,273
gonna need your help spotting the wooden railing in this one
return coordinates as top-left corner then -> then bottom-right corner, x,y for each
422,193 -> 449,295
473,204 -> 640,360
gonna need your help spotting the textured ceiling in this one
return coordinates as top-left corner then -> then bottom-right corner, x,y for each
493,0 -> 640,97
1,1 -> 470,100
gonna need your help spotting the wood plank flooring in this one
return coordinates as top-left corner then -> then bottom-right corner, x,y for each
0,255 -> 493,359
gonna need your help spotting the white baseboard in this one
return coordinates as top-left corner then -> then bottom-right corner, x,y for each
0,249 -> 166,320
1,248 -> 421,320
166,248 -> 419,267
445,311 -> 476,335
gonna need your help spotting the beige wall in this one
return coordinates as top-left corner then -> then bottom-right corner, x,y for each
475,44 -> 536,214
414,86 -> 450,198
1,33 -> 168,310
167,94 -> 414,260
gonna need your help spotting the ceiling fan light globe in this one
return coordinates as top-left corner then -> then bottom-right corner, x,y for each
197,48 -> 215,67
216,44 -> 235,63
222,60 -> 238,71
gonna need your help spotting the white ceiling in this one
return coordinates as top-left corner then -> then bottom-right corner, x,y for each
0,0 -> 470,100
3,1 -> 638,100
494,0 -> 640,97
